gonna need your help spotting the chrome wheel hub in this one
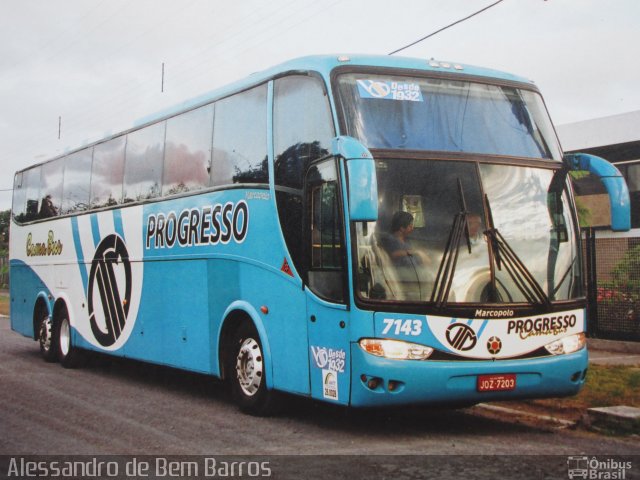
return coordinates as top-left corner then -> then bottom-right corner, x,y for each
59,319 -> 70,356
236,338 -> 263,397
39,316 -> 53,352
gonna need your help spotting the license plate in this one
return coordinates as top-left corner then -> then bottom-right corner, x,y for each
477,374 -> 516,392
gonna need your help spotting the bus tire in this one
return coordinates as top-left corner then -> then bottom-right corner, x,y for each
228,322 -> 278,416
37,311 -> 58,363
56,310 -> 83,369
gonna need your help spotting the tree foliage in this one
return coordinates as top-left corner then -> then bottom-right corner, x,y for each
612,245 -> 640,302
0,209 -> 8,254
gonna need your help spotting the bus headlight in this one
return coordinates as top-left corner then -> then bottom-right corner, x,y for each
544,332 -> 586,355
359,338 -> 434,360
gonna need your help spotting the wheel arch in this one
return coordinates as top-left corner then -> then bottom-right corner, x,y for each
217,301 -> 273,390
32,293 -> 52,340
52,294 -> 72,325
32,293 -> 75,341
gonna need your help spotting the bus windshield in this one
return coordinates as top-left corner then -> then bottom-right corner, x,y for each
355,160 -> 582,305
336,73 -> 562,160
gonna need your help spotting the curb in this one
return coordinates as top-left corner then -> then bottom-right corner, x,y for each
586,406 -> 640,435
474,403 -> 575,429
588,338 -> 640,355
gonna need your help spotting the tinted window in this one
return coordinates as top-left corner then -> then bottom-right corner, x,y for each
273,75 -> 334,275
211,85 -> 268,186
124,122 -> 165,202
12,172 -> 26,221
337,73 -> 562,160
163,104 -> 214,195
24,166 -> 42,222
274,75 -> 334,190
40,159 -> 64,218
62,149 -> 92,214
307,159 -> 344,302
91,136 -> 126,208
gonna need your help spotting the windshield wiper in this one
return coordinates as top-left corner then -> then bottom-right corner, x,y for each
484,194 -> 551,307
431,179 -> 471,307
552,256 -> 577,298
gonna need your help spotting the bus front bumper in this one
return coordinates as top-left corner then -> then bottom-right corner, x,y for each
349,343 -> 588,407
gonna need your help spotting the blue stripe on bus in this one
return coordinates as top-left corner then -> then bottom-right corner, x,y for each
477,319 -> 489,339
71,216 -> 89,294
113,209 -> 125,241
90,214 -> 101,247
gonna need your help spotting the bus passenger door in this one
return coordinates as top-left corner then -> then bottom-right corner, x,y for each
304,159 -> 351,405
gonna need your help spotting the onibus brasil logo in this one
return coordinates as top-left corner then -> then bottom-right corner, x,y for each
88,234 -> 132,347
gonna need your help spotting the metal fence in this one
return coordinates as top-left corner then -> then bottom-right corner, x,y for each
585,229 -> 640,341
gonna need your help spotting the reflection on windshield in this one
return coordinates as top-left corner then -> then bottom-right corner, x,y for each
355,160 -> 581,305
337,74 -> 562,160
479,164 -> 580,302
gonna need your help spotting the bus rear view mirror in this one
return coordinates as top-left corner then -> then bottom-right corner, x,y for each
564,153 -> 631,231
346,158 -> 378,221
332,136 -> 378,222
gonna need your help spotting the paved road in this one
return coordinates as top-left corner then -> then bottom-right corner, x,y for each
0,317 -> 638,479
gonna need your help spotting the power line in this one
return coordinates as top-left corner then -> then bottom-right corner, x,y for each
388,0 -> 505,55
3,0 -> 329,160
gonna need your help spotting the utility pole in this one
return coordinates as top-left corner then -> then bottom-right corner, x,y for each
161,63 -> 165,93
58,116 -> 61,140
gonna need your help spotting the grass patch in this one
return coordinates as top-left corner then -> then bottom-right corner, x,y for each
497,365 -> 640,421
0,292 -> 8,316
566,364 -> 640,409
539,364 -> 640,411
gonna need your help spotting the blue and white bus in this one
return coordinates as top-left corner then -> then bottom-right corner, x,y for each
10,55 -> 630,414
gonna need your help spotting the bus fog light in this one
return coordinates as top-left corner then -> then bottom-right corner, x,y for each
359,338 -> 433,360
544,333 -> 586,355
367,377 -> 381,390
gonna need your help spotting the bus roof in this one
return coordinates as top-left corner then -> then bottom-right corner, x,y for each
142,54 -> 533,127
18,54 -> 535,173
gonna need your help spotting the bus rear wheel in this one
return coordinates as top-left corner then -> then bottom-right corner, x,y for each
228,322 -> 278,416
38,312 -> 58,363
56,310 -> 83,368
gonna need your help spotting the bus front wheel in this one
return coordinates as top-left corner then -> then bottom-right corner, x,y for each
228,322 -> 278,416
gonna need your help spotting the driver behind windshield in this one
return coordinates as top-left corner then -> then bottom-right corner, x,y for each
379,211 -> 426,267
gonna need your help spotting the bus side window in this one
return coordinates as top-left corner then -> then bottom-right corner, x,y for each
306,159 -> 344,302
163,104 -> 214,195
91,136 -> 126,208
16,165 -> 42,222
12,172 -> 26,222
211,85 -> 268,187
273,75 -> 335,275
123,123 -> 166,203
40,160 -> 63,218
62,149 -> 92,215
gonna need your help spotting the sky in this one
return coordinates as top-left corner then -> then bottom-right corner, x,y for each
1,0 -> 638,211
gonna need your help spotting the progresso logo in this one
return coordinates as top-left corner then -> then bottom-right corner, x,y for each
88,234 -> 132,347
